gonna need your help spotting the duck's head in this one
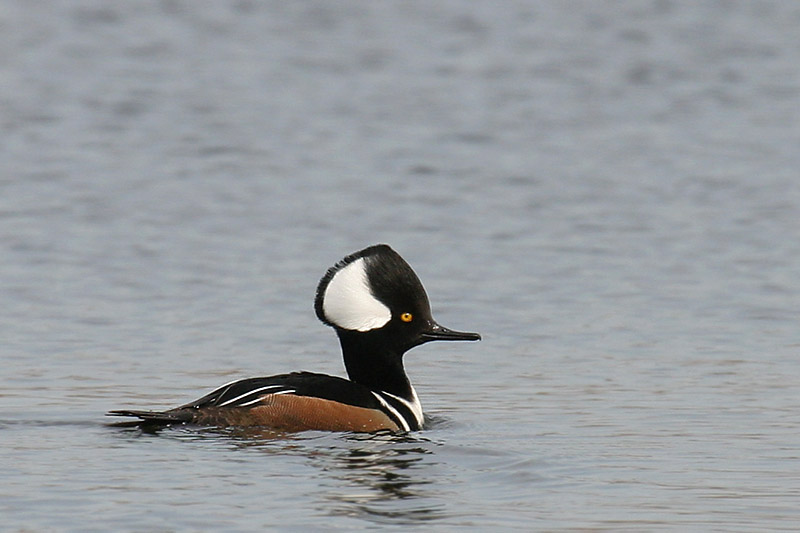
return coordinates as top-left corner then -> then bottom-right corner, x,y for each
315,244 -> 481,354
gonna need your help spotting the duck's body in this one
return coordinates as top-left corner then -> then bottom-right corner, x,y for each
111,372 -> 418,431
108,244 -> 480,433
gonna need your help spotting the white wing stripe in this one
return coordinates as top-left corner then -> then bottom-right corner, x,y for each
218,385 -> 287,407
237,397 -> 267,407
227,388 -> 296,407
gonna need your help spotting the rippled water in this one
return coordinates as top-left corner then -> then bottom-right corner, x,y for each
2,1 -> 799,530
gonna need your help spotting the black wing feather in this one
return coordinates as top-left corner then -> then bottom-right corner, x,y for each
180,372 -> 384,410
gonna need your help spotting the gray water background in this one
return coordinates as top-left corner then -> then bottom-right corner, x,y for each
2,1 -> 799,530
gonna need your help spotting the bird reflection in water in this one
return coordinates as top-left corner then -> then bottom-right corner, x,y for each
314,431 -> 448,524
116,424 -> 450,525
218,426 -> 449,524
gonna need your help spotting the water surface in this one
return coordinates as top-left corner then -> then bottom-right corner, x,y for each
2,1 -> 799,530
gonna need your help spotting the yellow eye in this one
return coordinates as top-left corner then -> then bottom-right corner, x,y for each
400,312 -> 413,323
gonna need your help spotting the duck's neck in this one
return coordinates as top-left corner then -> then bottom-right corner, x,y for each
336,330 -> 414,401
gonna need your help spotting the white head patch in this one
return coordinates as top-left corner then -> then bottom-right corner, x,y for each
321,257 -> 391,332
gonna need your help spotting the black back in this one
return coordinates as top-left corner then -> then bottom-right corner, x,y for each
179,372 -> 384,411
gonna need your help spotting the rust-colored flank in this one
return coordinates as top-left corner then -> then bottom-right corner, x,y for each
189,394 -> 401,432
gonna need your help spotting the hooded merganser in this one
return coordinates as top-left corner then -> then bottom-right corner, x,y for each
108,244 -> 480,432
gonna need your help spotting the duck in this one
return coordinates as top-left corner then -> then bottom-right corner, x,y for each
107,244 -> 480,432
